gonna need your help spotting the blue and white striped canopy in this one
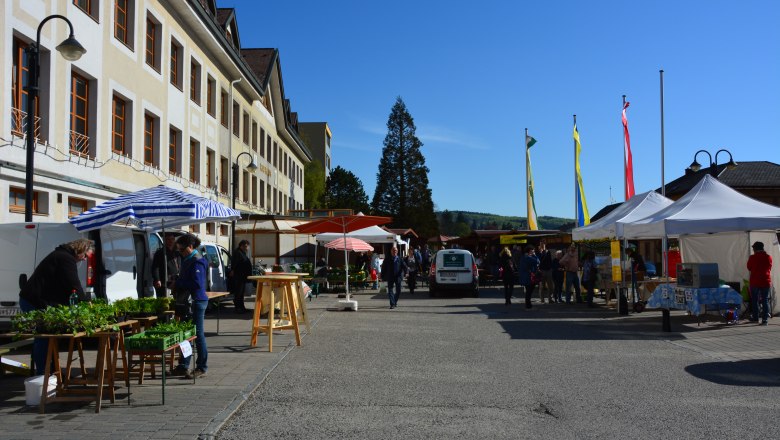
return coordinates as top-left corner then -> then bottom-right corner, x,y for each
68,185 -> 241,232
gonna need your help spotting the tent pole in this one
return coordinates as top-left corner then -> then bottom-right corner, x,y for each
161,219 -> 167,299
344,230 -> 350,301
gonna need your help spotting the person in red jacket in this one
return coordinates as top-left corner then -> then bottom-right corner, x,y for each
747,241 -> 773,325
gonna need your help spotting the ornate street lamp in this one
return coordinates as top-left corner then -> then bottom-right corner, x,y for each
231,151 -> 258,251
24,15 -> 86,222
688,148 -> 737,179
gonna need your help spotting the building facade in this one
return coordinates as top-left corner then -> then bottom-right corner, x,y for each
1,0 -> 312,247
298,122 -> 332,176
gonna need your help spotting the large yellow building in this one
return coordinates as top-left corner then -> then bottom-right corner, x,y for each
1,0 -> 312,247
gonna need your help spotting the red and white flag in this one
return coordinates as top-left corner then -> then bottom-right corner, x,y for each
622,101 -> 635,200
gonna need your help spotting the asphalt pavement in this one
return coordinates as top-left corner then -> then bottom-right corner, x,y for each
1,286 -> 779,439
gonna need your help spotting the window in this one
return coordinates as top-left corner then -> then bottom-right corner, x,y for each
170,40 -> 182,88
145,15 -> 160,70
220,157 -> 229,193
73,0 -> 99,20
266,134 -> 271,160
220,224 -> 229,236
259,128 -> 265,158
112,95 -> 128,155
11,38 -> 42,139
143,113 -> 157,166
273,141 -> 278,168
206,223 -> 215,235
206,148 -> 215,188
169,127 -> 181,175
242,111 -> 249,144
260,180 -> 265,208
189,224 -> 200,233
114,0 -> 133,47
252,175 -> 258,205
190,58 -> 201,104
9,187 -> 38,214
70,72 -> 90,157
68,197 -> 89,217
220,88 -> 228,127
206,76 -> 216,116
232,102 -> 240,137
252,121 -> 258,151
189,139 -> 200,183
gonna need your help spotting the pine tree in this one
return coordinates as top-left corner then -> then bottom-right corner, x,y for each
371,97 -> 439,237
326,166 -> 370,214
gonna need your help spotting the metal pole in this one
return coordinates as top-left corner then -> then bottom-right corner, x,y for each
525,128 -> 529,228
23,43 -> 38,223
659,69 -> 671,331
573,114 -> 577,227
228,78 -> 242,252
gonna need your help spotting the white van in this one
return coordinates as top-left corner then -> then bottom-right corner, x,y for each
0,223 -> 154,325
429,249 -> 479,297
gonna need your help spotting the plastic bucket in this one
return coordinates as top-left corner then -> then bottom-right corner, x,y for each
24,375 -> 57,406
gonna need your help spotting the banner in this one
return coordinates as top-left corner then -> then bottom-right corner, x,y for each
573,122 -> 590,226
611,240 -> 622,281
622,101 -> 635,200
500,234 -> 528,245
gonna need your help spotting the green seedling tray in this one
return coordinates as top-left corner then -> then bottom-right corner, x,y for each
126,332 -> 179,350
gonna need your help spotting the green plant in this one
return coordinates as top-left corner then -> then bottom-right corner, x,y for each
12,300 -> 118,336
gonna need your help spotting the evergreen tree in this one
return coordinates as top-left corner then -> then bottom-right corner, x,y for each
371,97 -> 439,237
303,159 -> 326,209
326,166 -> 370,214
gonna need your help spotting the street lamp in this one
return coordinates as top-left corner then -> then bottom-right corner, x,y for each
231,151 -> 258,251
688,148 -> 737,179
24,15 -> 86,222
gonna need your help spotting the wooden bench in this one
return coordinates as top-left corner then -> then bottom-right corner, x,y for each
0,338 -> 34,376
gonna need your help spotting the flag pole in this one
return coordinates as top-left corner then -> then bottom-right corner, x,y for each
659,69 -> 670,332
525,127 -> 529,228
622,95 -> 627,201
573,114 -> 578,227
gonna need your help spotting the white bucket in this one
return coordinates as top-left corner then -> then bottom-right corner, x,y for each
24,375 -> 57,406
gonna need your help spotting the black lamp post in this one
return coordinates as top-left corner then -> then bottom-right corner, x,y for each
24,15 -> 86,222
231,152 -> 258,251
688,148 -> 737,179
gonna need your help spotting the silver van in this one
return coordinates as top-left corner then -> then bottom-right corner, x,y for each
429,249 -> 479,297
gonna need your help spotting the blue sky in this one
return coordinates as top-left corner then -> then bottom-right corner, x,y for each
220,0 -> 780,219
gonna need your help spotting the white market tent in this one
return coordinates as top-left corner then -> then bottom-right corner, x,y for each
316,225 -> 403,246
572,191 -> 674,241
621,175 -> 780,309
622,175 -> 780,239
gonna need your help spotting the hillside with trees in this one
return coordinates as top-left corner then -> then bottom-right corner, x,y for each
437,210 -> 573,236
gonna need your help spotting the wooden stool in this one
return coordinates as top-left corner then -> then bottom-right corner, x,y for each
248,274 -> 302,352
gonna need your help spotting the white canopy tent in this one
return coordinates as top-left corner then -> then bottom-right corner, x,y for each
316,225 -> 403,246
622,175 -> 780,239
572,191 -> 673,241
621,175 -> 780,311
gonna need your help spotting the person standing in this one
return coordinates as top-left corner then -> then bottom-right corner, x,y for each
230,240 -> 252,313
172,234 -> 209,379
747,241 -> 773,325
499,247 -> 515,306
559,245 -> 581,304
518,245 -> 540,309
371,251 -> 381,289
581,251 -> 598,308
152,233 -> 181,299
406,250 -> 418,295
19,238 -> 93,375
537,241 -> 554,303
552,250 -> 565,303
381,246 -> 407,309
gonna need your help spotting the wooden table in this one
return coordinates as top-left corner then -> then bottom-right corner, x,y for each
34,329 -> 117,414
247,274 -> 303,351
207,291 -> 230,335
249,273 -> 311,334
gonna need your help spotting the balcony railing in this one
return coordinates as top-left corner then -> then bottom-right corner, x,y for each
11,107 -> 42,140
69,130 -> 91,158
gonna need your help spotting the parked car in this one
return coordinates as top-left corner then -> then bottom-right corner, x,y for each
428,249 -> 479,297
0,222 -> 155,326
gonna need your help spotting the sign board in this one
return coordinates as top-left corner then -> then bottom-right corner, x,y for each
499,234 -> 527,245
610,240 -> 622,282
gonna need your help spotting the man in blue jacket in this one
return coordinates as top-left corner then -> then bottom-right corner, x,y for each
172,234 -> 209,379
381,246 -> 407,309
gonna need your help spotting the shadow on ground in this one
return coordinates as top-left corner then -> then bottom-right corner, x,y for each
685,358 -> 780,386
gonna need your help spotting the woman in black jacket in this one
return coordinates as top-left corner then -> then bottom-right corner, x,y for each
19,238 -> 93,375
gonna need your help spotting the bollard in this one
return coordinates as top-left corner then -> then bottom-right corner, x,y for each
618,288 -> 629,315
662,309 -> 671,332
